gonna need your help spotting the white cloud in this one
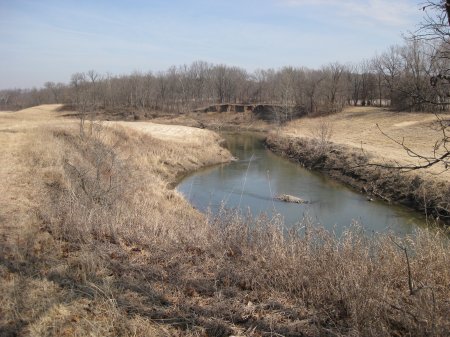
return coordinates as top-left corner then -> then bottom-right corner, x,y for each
281,0 -> 420,27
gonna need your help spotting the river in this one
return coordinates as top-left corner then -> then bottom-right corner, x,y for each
177,132 -> 427,234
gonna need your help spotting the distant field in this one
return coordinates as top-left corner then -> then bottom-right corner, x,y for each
283,106 -> 449,180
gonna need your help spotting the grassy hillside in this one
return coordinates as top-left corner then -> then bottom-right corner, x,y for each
0,105 -> 449,336
282,106 -> 450,181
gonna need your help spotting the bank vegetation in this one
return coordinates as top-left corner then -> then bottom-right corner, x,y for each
0,106 -> 449,336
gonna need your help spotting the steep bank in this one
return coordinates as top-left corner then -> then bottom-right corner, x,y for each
265,133 -> 450,223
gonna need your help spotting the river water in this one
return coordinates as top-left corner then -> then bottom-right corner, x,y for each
177,132 -> 426,234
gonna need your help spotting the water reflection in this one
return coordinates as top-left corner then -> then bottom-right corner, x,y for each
177,132 -> 426,234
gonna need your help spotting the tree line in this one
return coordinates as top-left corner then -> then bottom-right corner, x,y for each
1,36 -> 450,115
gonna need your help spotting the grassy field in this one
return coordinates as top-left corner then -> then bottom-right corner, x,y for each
0,105 -> 449,336
283,106 -> 449,181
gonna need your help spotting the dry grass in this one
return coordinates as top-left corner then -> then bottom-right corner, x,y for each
152,110 -> 271,132
0,105 -> 231,336
283,106 -> 450,181
107,121 -> 225,144
0,105 -> 449,336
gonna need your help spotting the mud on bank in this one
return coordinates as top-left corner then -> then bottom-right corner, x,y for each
265,133 -> 450,225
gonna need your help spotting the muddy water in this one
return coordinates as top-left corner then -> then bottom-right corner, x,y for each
177,133 -> 427,234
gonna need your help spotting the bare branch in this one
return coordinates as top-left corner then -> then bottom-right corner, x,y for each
364,123 -> 449,172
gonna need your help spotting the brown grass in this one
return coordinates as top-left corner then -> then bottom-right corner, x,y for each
0,105 -> 449,336
283,106 -> 450,181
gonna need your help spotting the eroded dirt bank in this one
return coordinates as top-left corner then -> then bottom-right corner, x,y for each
265,133 -> 450,224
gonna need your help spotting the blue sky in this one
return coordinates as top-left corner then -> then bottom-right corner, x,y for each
0,0 -> 423,89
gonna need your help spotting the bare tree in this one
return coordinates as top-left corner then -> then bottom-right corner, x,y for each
44,82 -> 65,104
0,90 -> 11,109
373,46 -> 404,108
276,67 -> 296,121
70,72 -> 91,137
322,62 -> 347,113
310,117 -> 334,153
371,56 -> 389,106
304,69 -> 325,114
367,3 -> 450,172
349,64 -> 362,106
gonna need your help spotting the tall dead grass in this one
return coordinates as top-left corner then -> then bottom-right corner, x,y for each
1,121 -> 449,336
208,210 -> 449,336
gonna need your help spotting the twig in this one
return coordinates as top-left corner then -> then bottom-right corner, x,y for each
238,154 -> 254,208
389,236 -> 415,295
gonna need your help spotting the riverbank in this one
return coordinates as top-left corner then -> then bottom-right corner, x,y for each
152,106 -> 450,223
265,133 -> 450,224
282,107 -> 450,179
1,105 -> 449,336
268,106 -> 450,223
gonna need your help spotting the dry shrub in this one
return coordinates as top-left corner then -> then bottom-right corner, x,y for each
309,117 -> 334,151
